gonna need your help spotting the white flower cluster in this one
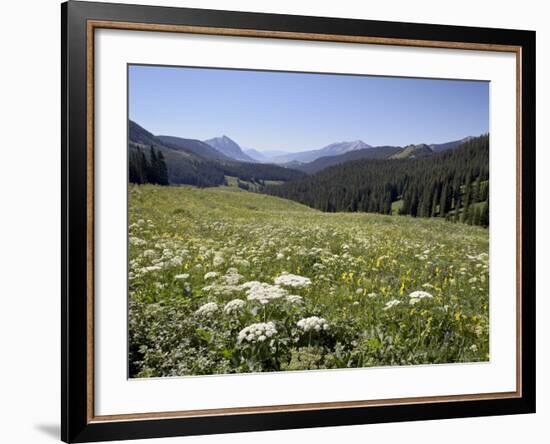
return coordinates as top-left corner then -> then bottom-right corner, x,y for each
221,268 -> 243,285
233,258 -> 250,268
213,253 -> 224,267
274,272 -> 312,289
200,269 -> 245,297
408,290 -> 433,305
204,271 -> 219,280
476,252 -> 489,263
242,281 -> 288,305
174,273 -> 189,281
384,299 -> 401,310
129,236 -> 147,247
237,322 -> 277,343
143,249 -> 156,258
140,265 -> 163,274
166,256 -> 183,267
195,302 -> 218,317
409,290 -> 433,299
240,280 -> 261,290
223,299 -> 245,315
297,316 -> 328,332
285,295 -> 303,305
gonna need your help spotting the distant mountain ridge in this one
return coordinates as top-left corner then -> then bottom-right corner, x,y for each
204,135 -> 256,162
243,148 -> 267,161
250,137 -> 472,168
157,135 -> 231,161
318,140 -> 372,156
270,140 -> 372,164
244,148 -> 289,161
297,146 -> 403,174
128,120 -> 305,187
129,120 -> 479,179
265,135 -> 489,223
430,136 -> 475,153
291,137 -> 477,174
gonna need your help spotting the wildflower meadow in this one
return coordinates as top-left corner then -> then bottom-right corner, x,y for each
128,184 -> 489,377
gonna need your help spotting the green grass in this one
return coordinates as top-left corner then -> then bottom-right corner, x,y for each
224,175 -> 267,192
128,185 -> 489,377
470,201 -> 486,211
224,175 -> 240,187
391,199 -> 403,215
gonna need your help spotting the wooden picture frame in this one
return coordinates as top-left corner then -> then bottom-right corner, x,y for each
62,1 -> 536,442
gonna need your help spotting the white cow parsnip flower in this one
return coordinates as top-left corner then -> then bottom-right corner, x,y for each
242,281 -> 288,305
384,299 -> 401,310
237,322 -> 277,344
408,290 -> 433,306
274,272 -> 312,289
223,299 -> 245,315
204,271 -> 219,280
195,302 -> 218,317
297,316 -> 328,332
285,295 -> 304,305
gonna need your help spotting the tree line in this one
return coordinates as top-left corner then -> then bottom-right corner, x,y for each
129,145 -> 169,185
265,135 -> 489,227
129,143 -> 306,188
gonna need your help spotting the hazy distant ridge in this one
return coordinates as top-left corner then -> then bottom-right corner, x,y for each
204,135 -> 257,162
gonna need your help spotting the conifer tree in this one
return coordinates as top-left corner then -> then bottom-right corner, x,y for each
439,183 -> 449,217
260,134 -> 490,226
157,150 -> 169,185
479,199 -> 489,227
472,206 -> 482,226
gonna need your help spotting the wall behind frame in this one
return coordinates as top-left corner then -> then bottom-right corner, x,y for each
0,0 -> 547,443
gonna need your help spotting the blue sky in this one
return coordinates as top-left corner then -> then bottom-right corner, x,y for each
129,64 -> 489,153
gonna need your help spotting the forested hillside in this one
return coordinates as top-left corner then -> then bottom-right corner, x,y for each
157,135 -> 231,161
290,138 -> 476,175
297,146 -> 403,174
265,135 -> 489,226
129,145 -> 169,185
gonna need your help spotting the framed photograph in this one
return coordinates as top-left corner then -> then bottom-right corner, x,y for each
62,1 -> 536,442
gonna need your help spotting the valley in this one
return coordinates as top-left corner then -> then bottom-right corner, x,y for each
128,120 -> 489,226
126,65 -> 491,378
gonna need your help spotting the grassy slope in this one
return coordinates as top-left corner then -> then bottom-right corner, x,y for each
128,185 -> 489,377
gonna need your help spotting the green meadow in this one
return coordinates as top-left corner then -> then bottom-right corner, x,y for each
128,185 -> 489,377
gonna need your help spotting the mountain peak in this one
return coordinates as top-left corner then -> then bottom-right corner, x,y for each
204,135 -> 256,163
209,134 -> 234,143
320,140 -> 372,155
